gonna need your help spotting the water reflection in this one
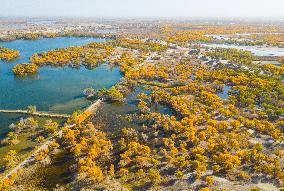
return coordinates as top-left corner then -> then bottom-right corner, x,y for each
0,37 -> 121,137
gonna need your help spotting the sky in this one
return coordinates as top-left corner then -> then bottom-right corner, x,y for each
0,0 -> 283,18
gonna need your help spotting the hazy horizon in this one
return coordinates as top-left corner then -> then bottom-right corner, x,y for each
0,0 -> 284,18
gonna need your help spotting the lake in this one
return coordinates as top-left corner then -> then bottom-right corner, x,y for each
202,43 -> 284,56
0,37 -> 122,138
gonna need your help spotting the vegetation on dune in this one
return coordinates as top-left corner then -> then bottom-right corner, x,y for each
30,42 -> 114,68
114,38 -> 168,52
0,173 -> 17,191
241,33 -> 284,47
153,24 -> 284,47
96,86 -> 124,102
1,25 -> 284,190
0,31 -> 115,42
0,116 -> 62,169
14,41 -> 282,190
205,48 -> 254,65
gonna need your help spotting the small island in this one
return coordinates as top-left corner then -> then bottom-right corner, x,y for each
12,63 -> 38,76
0,47 -> 20,61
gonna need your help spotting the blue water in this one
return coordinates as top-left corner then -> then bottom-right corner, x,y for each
0,37 -> 122,138
217,85 -> 231,100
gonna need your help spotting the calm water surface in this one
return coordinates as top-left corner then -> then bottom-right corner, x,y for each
0,37 -> 122,138
217,85 -> 231,100
202,43 -> 284,56
203,33 -> 284,56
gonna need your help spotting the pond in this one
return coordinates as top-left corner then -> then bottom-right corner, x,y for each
217,85 -> 231,100
0,37 -> 122,138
